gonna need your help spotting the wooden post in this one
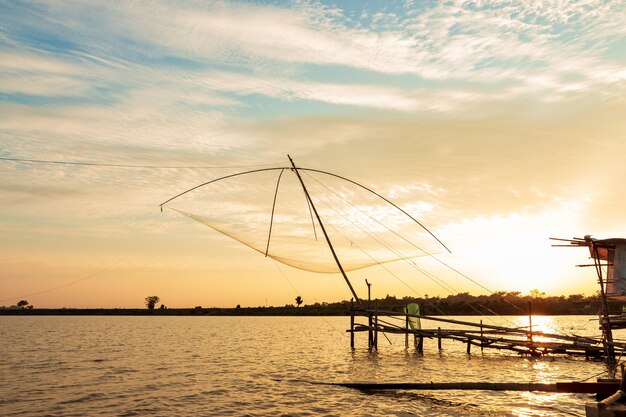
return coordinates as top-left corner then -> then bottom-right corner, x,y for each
528,302 -> 533,342
467,338 -> 471,354
367,279 -> 372,350
350,298 -> 355,349
438,326 -> 442,351
405,312 -> 409,349
529,301 -> 537,356
417,336 -> 424,353
374,300 -> 379,350
480,320 -> 484,353
367,305 -> 372,350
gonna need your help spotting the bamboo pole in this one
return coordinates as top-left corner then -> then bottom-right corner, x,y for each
405,313 -> 409,349
350,298 -> 354,349
480,320 -> 484,353
367,280 -> 372,349
287,155 -> 362,307
327,381 -> 620,395
350,308 -> 624,358
438,326 -> 442,351
591,241 -> 616,364
336,382 -> 559,391
349,325 -> 609,357
369,309 -> 605,344
374,301 -> 379,350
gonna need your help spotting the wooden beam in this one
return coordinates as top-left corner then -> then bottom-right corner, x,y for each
329,381 -> 620,395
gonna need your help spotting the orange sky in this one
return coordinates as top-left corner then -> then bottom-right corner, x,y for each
1,1 -> 625,308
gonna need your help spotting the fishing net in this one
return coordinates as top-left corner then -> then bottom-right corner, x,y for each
162,167 -> 445,274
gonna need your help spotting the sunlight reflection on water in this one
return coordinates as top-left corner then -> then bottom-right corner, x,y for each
0,315 -> 613,416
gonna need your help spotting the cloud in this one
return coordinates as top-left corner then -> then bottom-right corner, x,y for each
129,1 -> 622,101
196,69 -> 515,112
1,0 -> 624,115
0,51 -> 81,73
0,51 -> 92,96
199,70 -> 422,110
0,73 -> 92,96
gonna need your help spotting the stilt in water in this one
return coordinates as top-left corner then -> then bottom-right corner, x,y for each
366,279 -> 373,350
373,301 -> 379,350
350,298 -> 355,349
438,327 -> 442,351
405,313 -> 409,349
480,320 -> 484,353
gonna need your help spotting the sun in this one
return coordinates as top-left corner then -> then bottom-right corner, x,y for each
438,206 -> 596,296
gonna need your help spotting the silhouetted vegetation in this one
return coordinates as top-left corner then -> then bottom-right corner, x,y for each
357,292 -> 614,316
2,292 -> 624,316
295,296 -> 303,307
145,296 -> 160,309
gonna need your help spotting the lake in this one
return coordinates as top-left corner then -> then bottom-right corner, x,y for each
0,315 -> 613,416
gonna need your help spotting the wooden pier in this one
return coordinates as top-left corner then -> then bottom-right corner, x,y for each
348,303 -> 626,358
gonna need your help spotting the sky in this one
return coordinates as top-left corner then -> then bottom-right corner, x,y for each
1,0 -> 625,308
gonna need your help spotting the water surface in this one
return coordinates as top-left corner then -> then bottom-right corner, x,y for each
0,315 -> 611,416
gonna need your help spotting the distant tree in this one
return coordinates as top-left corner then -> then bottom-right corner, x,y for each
159,304 -> 166,309
236,304 -> 241,309
17,300 -> 29,308
505,291 -> 521,299
145,296 -> 160,309
568,294 -> 585,301
529,289 -> 545,298
295,296 -> 303,307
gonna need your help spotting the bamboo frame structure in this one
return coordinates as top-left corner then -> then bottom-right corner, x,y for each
550,235 -> 626,364
348,308 -> 626,358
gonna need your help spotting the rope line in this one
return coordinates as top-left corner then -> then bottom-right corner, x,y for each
303,172 -> 518,327
0,156 -> 284,169
0,235 -> 147,303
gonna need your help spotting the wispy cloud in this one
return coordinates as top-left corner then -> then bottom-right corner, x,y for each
1,0 -> 624,113
0,51 -> 81,73
0,51 -> 90,96
198,70 -> 422,111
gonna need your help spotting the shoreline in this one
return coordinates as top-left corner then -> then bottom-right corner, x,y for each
2,293 -> 619,316
0,306 -> 607,316
0,307 -> 351,316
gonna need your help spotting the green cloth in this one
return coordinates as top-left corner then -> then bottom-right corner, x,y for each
404,303 -> 421,330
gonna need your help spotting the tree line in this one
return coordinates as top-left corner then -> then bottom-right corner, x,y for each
332,291 -> 622,316
4,292 -> 622,317
142,292 -> 625,316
